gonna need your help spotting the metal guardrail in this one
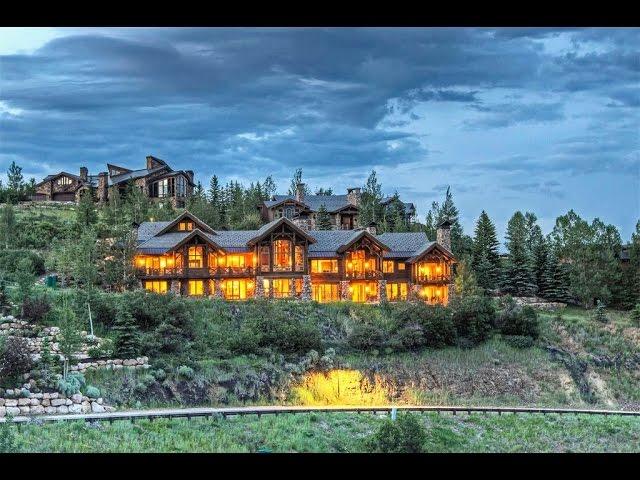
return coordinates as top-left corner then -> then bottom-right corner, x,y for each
2,404 -> 639,424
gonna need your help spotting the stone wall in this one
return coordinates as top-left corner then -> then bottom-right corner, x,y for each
511,296 -> 567,311
0,390 -> 114,417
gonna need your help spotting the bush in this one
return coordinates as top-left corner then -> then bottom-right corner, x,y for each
0,337 -> 34,386
450,295 -> 495,346
87,338 -> 114,359
0,249 -> 45,279
0,422 -> 18,453
497,298 -> 539,339
176,365 -> 195,379
503,334 -> 535,349
631,304 -> 640,327
57,372 -> 86,396
84,385 -> 101,398
394,324 -> 426,351
594,300 -> 608,323
391,303 -> 456,348
22,295 -> 52,324
365,413 -> 427,453
347,322 -> 385,351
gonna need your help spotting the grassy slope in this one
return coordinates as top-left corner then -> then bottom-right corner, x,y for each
8,412 -> 639,453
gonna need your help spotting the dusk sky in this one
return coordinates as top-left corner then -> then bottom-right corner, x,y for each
0,27 -> 638,242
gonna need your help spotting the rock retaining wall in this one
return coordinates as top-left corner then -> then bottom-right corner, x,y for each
0,390 -> 114,417
511,296 -> 567,311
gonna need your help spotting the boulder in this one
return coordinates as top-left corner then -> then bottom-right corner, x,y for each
97,398 -> 104,405
6,406 -> 20,416
71,393 -> 83,404
123,359 -> 137,366
42,399 -> 50,407
51,399 -> 66,407
30,398 -> 40,406
50,392 -> 59,399
68,404 -> 83,414
0,406 -> 5,417
31,405 -> 45,415
45,406 -> 57,414
91,402 -> 106,413
57,405 -> 69,414
4,399 -> 18,407
19,406 -> 30,414
0,398 -> 4,407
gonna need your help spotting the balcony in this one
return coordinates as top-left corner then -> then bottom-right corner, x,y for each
136,266 -> 257,278
136,267 -> 184,277
415,274 -> 451,283
344,270 -> 383,280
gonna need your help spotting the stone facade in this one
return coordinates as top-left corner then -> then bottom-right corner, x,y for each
255,276 -> 265,298
0,390 -> 114,418
301,275 -> 312,301
340,281 -> 350,301
378,279 -> 387,302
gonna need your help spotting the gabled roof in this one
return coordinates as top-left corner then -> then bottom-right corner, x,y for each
107,163 -> 132,174
246,217 -> 316,246
336,230 -> 389,253
35,171 -> 83,188
109,166 -> 167,185
406,242 -> 455,264
155,211 -> 216,236
376,232 -> 432,258
137,229 -> 224,255
264,194 -> 357,213
262,197 -> 311,211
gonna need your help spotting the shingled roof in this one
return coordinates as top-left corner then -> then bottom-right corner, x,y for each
264,194 -> 355,213
376,232 -> 432,258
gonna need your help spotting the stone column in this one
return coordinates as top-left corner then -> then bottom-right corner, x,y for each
447,282 -> 455,305
378,279 -> 387,303
170,280 -> 181,296
340,281 -> 350,301
301,275 -> 312,301
289,278 -> 297,299
213,279 -> 223,299
408,282 -> 421,301
255,276 -> 265,299
203,279 -> 211,297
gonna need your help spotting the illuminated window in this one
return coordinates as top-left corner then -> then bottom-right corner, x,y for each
260,246 -> 270,272
398,262 -> 406,270
272,279 -> 291,298
188,280 -> 204,296
208,252 -> 217,269
350,282 -> 377,303
295,245 -> 304,271
225,255 -> 246,268
56,176 -> 73,186
178,221 -> 194,231
311,259 -> 338,273
144,281 -> 168,294
273,239 -> 292,271
222,279 -> 254,300
312,283 -> 339,303
346,250 -> 370,275
383,260 -> 395,273
188,246 -> 203,268
386,282 -> 407,301
295,278 -> 303,295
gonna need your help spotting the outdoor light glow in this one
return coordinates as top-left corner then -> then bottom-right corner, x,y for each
292,369 -> 390,406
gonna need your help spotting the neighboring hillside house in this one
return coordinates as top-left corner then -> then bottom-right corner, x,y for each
258,183 -> 415,231
133,211 -> 455,304
31,155 -> 195,207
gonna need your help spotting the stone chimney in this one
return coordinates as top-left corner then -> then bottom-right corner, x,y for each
295,182 -> 305,203
436,219 -> 452,251
347,187 -> 361,206
365,221 -> 377,235
79,166 -> 88,182
97,172 -> 109,204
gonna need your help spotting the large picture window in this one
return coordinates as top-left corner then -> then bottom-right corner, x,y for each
295,245 -> 304,271
260,246 -> 270,272
144,281 -> 168,294
273,239 -> 292,271
188,246 -> 203,268
311,259 -> 338,273
188,280 -> 204,296
176,176 -> 187,197
222,279 -> 254,300
383,260 -> 395,273
271,279 -> 291,298
312,283 -> 339,303
386,282 -> 407,301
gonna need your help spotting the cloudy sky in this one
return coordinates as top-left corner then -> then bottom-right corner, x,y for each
0,27 -> 638,242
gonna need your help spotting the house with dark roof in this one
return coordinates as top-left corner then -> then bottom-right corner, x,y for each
134,211 -> 455,304
32,155 -> 195,207
258,183 -> 415,231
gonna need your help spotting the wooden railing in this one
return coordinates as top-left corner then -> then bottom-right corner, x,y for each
415,274 -> 451,283
344,270 -> 383,280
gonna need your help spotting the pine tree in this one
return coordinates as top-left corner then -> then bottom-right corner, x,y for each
424,209 -> 436,241
383,192 -> 407,232
360,170 -> 383,226
541,246 -> 571,303
424,187 -> 470,256
316,204 -> 332,230
288,168 -> 310,196
76,191 -> 97,229
113,306 -> 139,358
503,211 -> 536,296
472,210 -> 501,290
262,175 -> 277,200
6,161 -> 24,203
0,204 -> 17,249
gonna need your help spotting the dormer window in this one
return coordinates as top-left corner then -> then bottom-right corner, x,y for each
178,221 -> 194,231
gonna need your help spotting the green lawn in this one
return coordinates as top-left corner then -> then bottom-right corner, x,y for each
5,412 -> 639,453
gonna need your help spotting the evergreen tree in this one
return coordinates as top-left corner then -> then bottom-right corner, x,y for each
316,204 -> 332,230
424,187 -> 470,256
424,209 -> 436,241
541,246 -> 571,303
315,187 -> 333,196
6,161 -> 24,203
0,204 -> 17,249
618,221 -> 640,309
360,170 -> 383,226
207,175 -> 223,229
262,175 -> 277,199
76,191 -> 97,229
113,305 -> 140,358
503,211 -> 536,296
472,210 -> 501,290
383,192 -> 408,232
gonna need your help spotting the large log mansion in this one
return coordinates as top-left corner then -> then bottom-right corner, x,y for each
134,211 -> 455,304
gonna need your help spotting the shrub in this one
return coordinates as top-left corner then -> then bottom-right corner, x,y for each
594,300 -> 608,323
365,413 -> 427,453
497,300 -> 539,339
0,337 -> 33,386
0,422 -> 18,453
449,295 -> 495,346
177,365 -> 195,380
631,304 -> 640,327
113,306 -> 140,358
22,295 -> 52,324
87,338 -> 114,359
84,385 -> 100,398
57,372 -> 86,396
0,249 -> 45,278
503,334 -> 535,349
392,303 -> 456,348
347,323 -> 385,351
394,324 -> 426,351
